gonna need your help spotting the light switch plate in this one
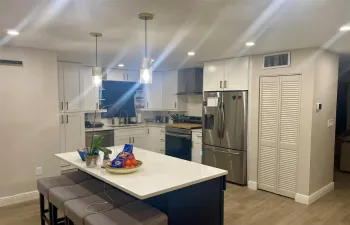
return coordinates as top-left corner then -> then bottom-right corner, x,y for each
328,119 -> 334,128
36,167 -> 43,176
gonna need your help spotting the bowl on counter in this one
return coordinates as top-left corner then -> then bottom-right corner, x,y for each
105,160 -> 143,174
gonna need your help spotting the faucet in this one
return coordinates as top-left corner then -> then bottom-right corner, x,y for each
119,110 -> 129,125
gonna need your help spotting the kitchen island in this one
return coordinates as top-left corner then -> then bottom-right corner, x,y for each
56,146 -> 227,225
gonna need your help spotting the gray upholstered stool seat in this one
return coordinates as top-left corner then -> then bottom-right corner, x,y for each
49,179 -> 112,210
64,188 -> 136,225
84,201 -> 168,225
37,171 -> 93,198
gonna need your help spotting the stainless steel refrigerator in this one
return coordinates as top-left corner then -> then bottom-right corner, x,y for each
202,91 -> 247,185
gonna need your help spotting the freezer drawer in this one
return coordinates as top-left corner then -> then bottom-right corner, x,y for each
203,145 -> 246,185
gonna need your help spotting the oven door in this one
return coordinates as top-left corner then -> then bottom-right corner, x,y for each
165,132 -> 192,161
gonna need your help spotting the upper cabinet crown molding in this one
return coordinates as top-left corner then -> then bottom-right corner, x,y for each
203,56 -> 250,91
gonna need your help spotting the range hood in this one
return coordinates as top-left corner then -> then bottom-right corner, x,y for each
177,68 -> 203,95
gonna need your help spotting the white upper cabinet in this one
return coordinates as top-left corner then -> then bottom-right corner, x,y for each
80,66 -> 99,111
203,60 -> 225,91
144,72 -> 163,109
58,62 -> 82,112
107,69 -> 140,82
162,70 -> 178,109
106,69 -> 124,81
162,71 -> 186,110
224,56 -> 249,90
123,70 -> 140,82
204,57 -> 250,91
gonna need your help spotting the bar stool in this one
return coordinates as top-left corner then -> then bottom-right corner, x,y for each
48,179 -> 112,225
37,171 -> 93,225
84,201 -> 168,225
64,188 -> 135,225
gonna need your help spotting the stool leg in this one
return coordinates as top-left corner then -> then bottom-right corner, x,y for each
49,203 -> 58,225
39,194 -> 45,225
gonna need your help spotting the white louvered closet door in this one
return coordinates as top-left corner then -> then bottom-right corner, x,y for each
277,75 -> 300,198
258,76 -> 279,194
258,75 -> 300,198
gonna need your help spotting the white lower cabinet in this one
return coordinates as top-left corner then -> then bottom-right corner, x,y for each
192,131 -> 203,163
132,134 -> 148,149
147,127 -> 166,154
114,136 -> 132,146
60,112 -> 85,168
114,128 -> 148,149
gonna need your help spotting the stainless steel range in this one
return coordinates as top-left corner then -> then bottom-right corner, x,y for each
165,116 -> 202,161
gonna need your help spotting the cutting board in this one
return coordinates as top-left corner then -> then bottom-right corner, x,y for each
167,123 -> 202,129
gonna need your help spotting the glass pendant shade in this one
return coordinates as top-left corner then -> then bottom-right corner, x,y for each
92,66 -> 103,88
140,58 -> 152,84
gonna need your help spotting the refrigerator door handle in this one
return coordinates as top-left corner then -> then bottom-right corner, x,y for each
221,102 -> 225,138
216,101 -> 221,138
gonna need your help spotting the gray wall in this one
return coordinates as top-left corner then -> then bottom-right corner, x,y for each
309,51 -> 338,193
0,46 -> 60,198
248,48 -> 318,195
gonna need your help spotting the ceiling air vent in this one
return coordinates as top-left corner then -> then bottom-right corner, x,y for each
0,59 -> 23,67
263,52 -> 290,69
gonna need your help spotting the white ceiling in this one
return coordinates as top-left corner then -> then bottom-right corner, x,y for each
1,0 -> 350,70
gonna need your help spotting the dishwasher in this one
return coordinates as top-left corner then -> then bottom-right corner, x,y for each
85,130 -> 114,148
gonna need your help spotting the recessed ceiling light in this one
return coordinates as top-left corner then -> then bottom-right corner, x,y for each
188,52 -> 195,56
245,42 -> 255,47
118,64 -> 124,67
339,25 -> 350,32
151,59 -> 154,62
7,29 -> 19,36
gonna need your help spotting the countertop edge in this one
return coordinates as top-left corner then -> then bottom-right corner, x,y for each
55,151 -> 227,200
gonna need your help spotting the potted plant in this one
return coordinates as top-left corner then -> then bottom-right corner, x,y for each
100,147 -> 112,167
85,135 -> 103,168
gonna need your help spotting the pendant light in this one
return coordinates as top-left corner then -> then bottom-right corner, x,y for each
90,32 -> 103,88
139,13 -> 154,84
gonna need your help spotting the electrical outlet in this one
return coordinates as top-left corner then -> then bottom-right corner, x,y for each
36,167 -> 43,176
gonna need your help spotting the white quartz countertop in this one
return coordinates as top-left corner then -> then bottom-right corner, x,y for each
55,146 -> 227,200
85,123 -> 166,132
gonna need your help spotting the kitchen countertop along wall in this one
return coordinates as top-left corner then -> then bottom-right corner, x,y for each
85,123 -> 166,132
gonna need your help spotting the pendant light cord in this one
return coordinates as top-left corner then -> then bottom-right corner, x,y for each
95,35 -> 98,67
145,19 -> 147,58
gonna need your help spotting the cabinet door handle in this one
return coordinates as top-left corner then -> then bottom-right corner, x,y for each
220,81 -> 222,88
66,102 -> 68,110
224,80 -> 227,88
96,103 -> 98,110
61,115 -> 64,124
129,137 -> 131,143
60,102 -> 63,111
127,74 -> 129,80
132,137 -> 134,143
148,128 -> 150,134
147,102 -> 149,108
174,102 -> 177,108
66,115 -> 69,124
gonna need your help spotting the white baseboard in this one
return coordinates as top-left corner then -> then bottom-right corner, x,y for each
247,181 -> 257,190
295,182 -> 334,205
0,190 -> 39,208
308,182 -> 334,205
295,193 -> 309,205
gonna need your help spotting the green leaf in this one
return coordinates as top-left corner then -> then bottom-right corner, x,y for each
92,135 -> 104,150
100,147 -> 112,155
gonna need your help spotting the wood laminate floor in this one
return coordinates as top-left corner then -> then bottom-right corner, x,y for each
0,171 -> 349,225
